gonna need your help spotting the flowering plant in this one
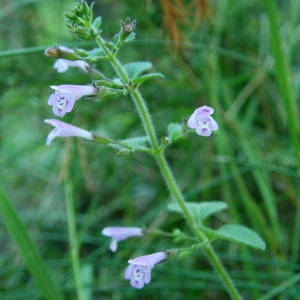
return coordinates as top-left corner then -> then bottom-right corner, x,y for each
43,1 -> 266,298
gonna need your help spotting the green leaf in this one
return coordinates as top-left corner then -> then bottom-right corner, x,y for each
168,201 -> 228,221
123,32 -> 136,43
214,224 -> 266,250
131,72 -> 165,86
123,61 -> 153,79
167,123 -> 185,142
92,16 -> 102,33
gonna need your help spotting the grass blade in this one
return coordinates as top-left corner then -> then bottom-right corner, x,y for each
65,175 -> 84,300
263,0 -> 300,260
0,185 -> 64,300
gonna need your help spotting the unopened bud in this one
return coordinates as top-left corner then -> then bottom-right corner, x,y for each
121,17 -> 136,34
44,46 -> 78,60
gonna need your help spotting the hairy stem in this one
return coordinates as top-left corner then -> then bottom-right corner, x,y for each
95,34 -> 242,299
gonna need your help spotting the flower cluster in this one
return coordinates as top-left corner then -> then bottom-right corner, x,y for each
43,46 -> 99,145
101,226 -> 168,289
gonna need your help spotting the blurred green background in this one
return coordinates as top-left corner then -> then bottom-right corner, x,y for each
1,0 -> 300,299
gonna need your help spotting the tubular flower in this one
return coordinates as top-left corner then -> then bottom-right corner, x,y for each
53,58 -> 89,73
44,119 -> 93,146
48,84 -> 97,117
124,251 -> 167,289
187,105 -> 218,136
102,227 -> 144,252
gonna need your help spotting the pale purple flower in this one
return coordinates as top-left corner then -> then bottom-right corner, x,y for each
124,251 -> 167,289
187,105 -> 218,136
53,58 -> 89,73
44,119 -> 93,146
48,84 -> 97,117
102,227 -> 144,252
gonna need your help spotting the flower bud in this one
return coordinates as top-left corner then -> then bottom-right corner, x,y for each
44,46 -> 78,60
119,17 -> 136,44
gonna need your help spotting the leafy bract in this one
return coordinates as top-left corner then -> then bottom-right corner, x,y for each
123,62 -> 164,87
167,123 -> 185,142
168,201 -> 228,222
124,61 -> 153,79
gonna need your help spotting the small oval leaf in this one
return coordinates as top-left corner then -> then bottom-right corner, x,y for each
168,201 -> 228,221
215,224 -> 266,250
167,123 -> 185,142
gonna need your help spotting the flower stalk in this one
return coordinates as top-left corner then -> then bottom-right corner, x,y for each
94,30 -> 242,300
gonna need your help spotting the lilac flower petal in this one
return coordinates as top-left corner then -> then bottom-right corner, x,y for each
124,264 -> 133,280
48,90 -> 76,117
102,227 -> 143,241
102,227 -> 143,252
125,264 -> 148,289
48,85 -> 97,117
44,119 -> 93,146
51,85 -> 97,99
187,105 -> 218,137
48,93 -> 56,105
143,266 -> 152,284
198,105 -> 214,115
128,252 -> 167,268
109,240 -> 118,253
209,117 -> 218,130
195,126 -> 212,136
53,59 -> 89,73
187,110 -> 198,129
130,265 -> 149,289
53,59 -> 69,73
73,60 -> 89,72
125,251 -> 167,289
46,127 -> 61,146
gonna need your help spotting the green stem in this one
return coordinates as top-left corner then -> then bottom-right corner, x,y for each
65,176 -> 83,300
155,151 -> 242,299
95,34 -> 242,299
